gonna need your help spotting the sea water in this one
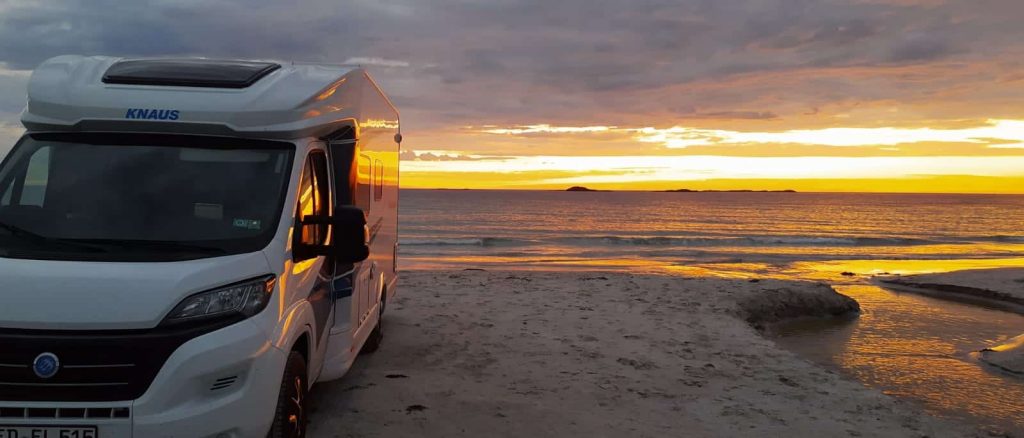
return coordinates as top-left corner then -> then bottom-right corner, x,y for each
400,190 -> 1024,275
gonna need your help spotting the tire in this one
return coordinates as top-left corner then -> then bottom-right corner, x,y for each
268,352 -> 308,438
360,291 -> 385,354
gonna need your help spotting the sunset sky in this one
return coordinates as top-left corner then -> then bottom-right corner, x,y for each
1,0 -> 1023,192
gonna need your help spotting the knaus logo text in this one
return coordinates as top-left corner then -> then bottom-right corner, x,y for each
125,108 -> 180,120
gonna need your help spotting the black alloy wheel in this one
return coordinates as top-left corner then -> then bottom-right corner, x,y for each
268,352 -> 308,438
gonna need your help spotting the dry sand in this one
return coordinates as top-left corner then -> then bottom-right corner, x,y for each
881,268 -> 1024,376
307,270 -> 979,437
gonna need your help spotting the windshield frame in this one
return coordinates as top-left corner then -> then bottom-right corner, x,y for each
0,132 -> 297,262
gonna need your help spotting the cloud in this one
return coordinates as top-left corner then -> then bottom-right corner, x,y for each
0,0 -> 1022,147
685,111 -> 779,120
342,57 -> 410,68
400,150 -> 510,161
475,125 -> 615,135
0,66 -> 29,114
0,121 -> 24,159
0,66 -> 28,157
887,33 -> 955,63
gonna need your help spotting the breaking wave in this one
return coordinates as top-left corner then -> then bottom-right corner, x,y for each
400,235 -> 959,248
400,237 -> 531,247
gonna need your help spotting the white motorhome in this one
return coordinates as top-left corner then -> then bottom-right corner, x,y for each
0,56 -> 400,437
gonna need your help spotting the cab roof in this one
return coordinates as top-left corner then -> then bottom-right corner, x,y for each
21,55 -> 400,140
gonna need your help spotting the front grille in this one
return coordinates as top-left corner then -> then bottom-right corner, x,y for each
0,317 -> 241,402
0,406 -> 129,419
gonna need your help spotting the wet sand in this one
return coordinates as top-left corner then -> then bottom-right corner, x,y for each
307,270 -> 979,437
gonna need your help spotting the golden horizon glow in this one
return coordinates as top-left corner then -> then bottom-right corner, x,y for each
472,119 -> 1024,149
400,154 -> 1024,193
634,119 -> 1024,149
402,119 -> 1024,193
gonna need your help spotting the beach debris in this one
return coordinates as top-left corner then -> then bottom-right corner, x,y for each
749,279 -> 761,283
405,404 -> 428,414
342,383 -> 376,392
778,376 -> 799,387
617,357 -> 658,370
385,374 -> 409,379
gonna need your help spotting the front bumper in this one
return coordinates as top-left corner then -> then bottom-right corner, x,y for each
0,320 -> 287,438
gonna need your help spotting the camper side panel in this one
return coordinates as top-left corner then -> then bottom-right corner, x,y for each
356,73 -> 400,301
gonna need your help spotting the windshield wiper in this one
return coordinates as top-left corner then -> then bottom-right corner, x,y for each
0,221 -> 48,240
68,239 -> 228,255
0,221 -> 108,253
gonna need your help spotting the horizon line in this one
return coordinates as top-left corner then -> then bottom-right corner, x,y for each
397,187 -> 1024,196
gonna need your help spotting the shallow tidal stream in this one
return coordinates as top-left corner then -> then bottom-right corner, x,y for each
772,284 -> 1024,435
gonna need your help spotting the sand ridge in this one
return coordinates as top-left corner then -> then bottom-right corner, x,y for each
307,270 -> 978,437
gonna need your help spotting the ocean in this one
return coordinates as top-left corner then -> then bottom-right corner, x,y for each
399,190 -> 1024,279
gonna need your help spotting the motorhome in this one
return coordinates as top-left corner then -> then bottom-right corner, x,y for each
0,56 -> 400,437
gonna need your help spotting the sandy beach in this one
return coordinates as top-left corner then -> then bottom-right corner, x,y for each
307,270 -> 979,437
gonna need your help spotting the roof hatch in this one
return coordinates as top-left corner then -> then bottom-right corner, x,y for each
101,59 -> 282,89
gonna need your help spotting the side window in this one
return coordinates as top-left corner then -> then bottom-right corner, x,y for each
310,152 -> 330,240
374,160 -> 383,201
1,146 -> 50,207
0,180 -> 12,206
297,158 -> 316,245
22,147 -> 50,206
297,152 -> 330,246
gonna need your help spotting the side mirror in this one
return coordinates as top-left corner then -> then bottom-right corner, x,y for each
331,207 -> 370,263
294,206 -> 370,263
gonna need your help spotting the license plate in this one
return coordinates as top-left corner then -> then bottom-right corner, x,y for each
0,426 -> 97,438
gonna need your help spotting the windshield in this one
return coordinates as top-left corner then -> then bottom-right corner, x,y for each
0,133 -> 294,261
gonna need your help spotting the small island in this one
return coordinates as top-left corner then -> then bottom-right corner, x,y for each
565,186 -> 609,192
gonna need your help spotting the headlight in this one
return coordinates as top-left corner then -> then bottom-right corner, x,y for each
164,275 -> 276,324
